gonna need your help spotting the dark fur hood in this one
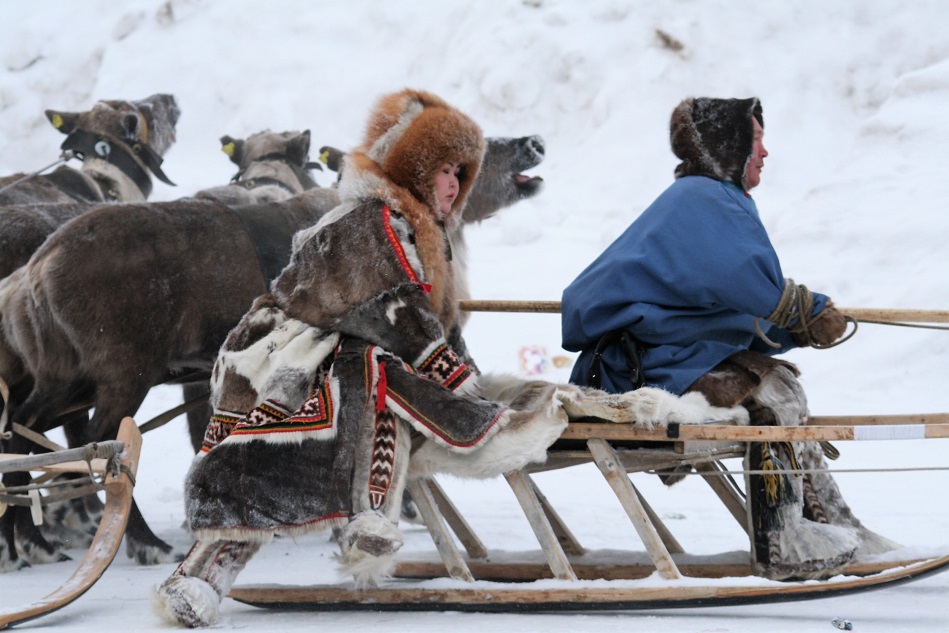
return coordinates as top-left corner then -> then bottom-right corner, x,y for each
670,97 -> 763,190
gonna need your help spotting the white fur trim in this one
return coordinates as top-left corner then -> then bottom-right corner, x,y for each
153,576 -> 221,628
336,511 -> 404,588
409,408 -> 566,478
367,100 -> 425,166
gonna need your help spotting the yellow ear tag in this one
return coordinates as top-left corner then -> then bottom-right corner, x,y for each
319,149 -> 329,164
51,113 -> 64,129
222,142 -> 235,157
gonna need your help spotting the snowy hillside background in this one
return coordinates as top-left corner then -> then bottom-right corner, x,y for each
1,1 -> 947,631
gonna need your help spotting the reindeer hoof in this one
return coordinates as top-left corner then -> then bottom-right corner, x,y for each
128,539 -> 184,566
0,555 -> 31,573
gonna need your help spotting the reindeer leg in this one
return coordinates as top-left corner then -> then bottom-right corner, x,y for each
4,384 -> 84,566
37,411 -> 106,551
86,382 -> 183,565
182,381 -> 212,454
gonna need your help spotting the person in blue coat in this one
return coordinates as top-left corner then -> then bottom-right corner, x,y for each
562,97 -> 897,580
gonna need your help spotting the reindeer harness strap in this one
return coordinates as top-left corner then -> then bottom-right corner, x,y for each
230,152 -> 321,193
60,129 -> 176,199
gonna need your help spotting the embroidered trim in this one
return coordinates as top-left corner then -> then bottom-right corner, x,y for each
381,204 -> 432,294
368,409 -> 398,510
416,342 -> 472,391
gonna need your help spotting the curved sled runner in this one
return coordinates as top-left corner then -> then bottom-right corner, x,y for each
230,552 -> 949,612
0,417 -> 142,630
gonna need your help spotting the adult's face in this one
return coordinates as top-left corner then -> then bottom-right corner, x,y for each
744,118 -> 768,190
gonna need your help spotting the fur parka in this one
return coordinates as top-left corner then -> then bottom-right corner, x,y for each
185,91 -> 507,543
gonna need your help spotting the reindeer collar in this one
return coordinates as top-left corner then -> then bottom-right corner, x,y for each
230,153 -> 321,191
60,129 -> 176,199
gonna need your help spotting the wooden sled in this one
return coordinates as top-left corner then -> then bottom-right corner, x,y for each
226,301 -> 949,612
230,414 -> 949,613
0,417 -> 142,630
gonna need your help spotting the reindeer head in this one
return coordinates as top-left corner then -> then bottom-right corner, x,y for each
462,135 -> 545,225
46,93 -> 180,158
43,94 -> 181,200
221,130 -> 319,192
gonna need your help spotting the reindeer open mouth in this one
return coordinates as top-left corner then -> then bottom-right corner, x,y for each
510,135 -> 545,198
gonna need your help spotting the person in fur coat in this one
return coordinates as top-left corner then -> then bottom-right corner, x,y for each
155,89 -> 747,627
561,97 -> 899,581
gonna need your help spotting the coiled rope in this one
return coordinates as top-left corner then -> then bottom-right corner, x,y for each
755,278 -> 858,349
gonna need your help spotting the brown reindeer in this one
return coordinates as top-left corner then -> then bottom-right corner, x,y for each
0,134 -> 544,571
195,129 -> 321,205
0,129 -> 322,571
0,94 -> 180,205
0,93 -> 181,282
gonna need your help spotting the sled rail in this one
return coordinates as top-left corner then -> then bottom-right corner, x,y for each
0,440 -> 125,475
458,299 -> 949,324
561,419 -> 949,443
0,417 -> 141,630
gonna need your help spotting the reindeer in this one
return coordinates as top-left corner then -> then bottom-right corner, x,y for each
0,94 -> 179,205
0,129 -> 322,570
0,134 -> 544,571
195,129 -> 321,205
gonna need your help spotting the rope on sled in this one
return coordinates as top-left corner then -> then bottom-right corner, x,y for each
652,464 -> 949,477
755,279 -> 858,349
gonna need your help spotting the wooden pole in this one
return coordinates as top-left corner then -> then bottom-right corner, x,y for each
458,300 -> 949,323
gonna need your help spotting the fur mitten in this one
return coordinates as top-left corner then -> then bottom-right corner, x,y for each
793,301 -> 847,347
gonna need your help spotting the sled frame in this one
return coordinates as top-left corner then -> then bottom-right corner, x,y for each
0,417 -> 142,630
231,414 -> 949,612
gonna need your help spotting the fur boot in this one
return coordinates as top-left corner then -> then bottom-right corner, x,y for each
746,441 -> 859,580
797,442 -> 901,559
336,510 -> 404,588
745,366 -> 859,580
154,539 -> 261,628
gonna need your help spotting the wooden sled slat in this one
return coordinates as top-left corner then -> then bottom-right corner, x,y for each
230,552 -> 949,612
560,421 -> 949,443
393,553 -> 928,583
0,417 -> 142,630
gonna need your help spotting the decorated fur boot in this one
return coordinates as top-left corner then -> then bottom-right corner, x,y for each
746,440 -> 859,580
336,510 -> 405,588
744,366 -> 860,580
797,442 -> 901,559
154,539 -> 261,628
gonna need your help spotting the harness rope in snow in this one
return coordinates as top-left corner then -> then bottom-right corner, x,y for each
0,150 -> 76,196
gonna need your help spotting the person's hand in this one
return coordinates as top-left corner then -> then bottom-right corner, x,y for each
793,300 -> 847,347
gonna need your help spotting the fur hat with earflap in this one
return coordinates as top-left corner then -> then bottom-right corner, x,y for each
670,97 -> 763,191
348,88 -> 485,228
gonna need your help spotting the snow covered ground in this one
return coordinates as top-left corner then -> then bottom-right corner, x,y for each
1,1 -> 948,631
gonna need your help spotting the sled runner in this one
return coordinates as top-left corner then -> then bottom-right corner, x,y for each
227,302 -> 949,614
0,417 -> 141,630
